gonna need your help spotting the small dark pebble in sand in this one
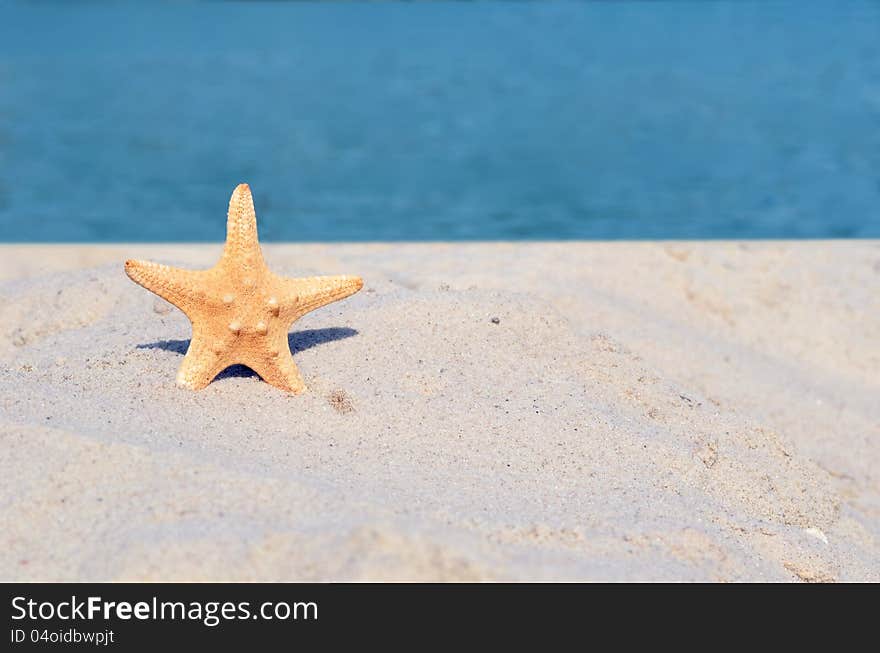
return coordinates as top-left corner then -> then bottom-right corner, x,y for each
490,317 -> 500,324
328,389 -> 354,414
11,328 -> 27,347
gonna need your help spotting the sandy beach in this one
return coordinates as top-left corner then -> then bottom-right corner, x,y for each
1,241 -> 878,582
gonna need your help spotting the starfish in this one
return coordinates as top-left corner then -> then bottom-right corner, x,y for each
124,183 -> 363,393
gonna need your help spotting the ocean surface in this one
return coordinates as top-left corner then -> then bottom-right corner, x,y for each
1,1 -> 879,242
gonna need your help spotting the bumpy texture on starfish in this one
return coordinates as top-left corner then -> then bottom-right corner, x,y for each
125,183 -> 363,393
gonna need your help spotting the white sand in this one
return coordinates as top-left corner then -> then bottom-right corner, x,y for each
1,242 -> 878,581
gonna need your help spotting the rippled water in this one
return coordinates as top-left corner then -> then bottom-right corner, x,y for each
1,1 -> 879,241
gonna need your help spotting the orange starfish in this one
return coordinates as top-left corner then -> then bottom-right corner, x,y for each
125,183 -> 363,393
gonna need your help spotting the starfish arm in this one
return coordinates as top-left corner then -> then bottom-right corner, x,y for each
124,259 -> 210,314
249,351 -> 307,394
221,183 -> 265,266
175,327 -> 228,390
277,275 -> 364,320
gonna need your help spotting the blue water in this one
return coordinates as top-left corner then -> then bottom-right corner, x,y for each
1,1 -> 879,241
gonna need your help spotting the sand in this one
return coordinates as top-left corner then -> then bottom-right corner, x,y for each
0,241 -> 878,582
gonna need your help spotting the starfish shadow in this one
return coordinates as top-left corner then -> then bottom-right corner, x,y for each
136,327 -> 358,380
